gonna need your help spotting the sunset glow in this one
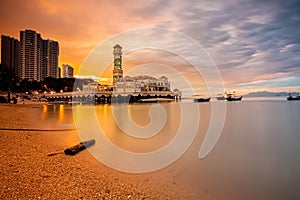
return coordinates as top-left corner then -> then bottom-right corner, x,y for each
1,0 -> 299,95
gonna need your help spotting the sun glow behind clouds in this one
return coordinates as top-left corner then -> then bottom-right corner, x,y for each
1,0 -> 300,92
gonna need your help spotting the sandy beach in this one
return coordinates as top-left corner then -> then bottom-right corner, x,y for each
0,104 -> 203,200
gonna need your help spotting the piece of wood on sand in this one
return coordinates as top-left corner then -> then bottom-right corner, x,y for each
64,139 -> 96,155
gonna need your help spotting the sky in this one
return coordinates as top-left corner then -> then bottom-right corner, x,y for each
0,0 -> 300,95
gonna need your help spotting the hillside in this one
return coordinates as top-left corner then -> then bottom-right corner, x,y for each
245,91 -> 299,97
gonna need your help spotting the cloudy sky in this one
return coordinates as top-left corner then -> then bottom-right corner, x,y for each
1,0 -> 300,94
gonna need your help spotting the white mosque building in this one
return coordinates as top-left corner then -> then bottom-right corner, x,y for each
80,44 -> 181,102
112,44 -> 180,96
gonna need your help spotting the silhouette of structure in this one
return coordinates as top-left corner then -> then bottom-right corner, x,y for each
1,35 -> 19,75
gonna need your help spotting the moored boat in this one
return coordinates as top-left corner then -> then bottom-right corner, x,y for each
226,96 -> 243,101
225,91 -> 242,101
287,93 -> 300,101
194,97 -> 211,103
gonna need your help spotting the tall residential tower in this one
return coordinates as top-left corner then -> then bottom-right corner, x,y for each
19,30 -> 42,81
42,39 -> 59,80
1,35 -> 19,75
19,29 -> 59,81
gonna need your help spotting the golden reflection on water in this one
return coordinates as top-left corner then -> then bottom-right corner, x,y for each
38,104 -> 74,129
93,103 -> 182,153
58,104 -> 64,123
40,103 -> 211,152
72,102 -> 213,154
42,104 -> 48,120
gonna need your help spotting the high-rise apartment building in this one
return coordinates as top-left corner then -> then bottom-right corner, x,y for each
62,64 -> 74,78
19,29 -> 59,81
41,39 -> 59,80
19,30 -> 42,81
1,35 -> 19,75
48,40 -> 59,79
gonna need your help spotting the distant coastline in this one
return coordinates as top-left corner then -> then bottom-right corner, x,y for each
245,91 -> 299,97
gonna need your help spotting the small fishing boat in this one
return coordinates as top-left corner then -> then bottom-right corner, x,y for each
226,96 -> 243,101
287,93 -> 300,101
194,97 -> 211,103
225,92 -> 242,101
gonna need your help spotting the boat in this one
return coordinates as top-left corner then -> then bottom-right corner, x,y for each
287,93 -> 300,101
225,92 -> 242,101
216,95 -> 226,100
287,96 -> 300,101
226,96 -> 243,101
194,97 -> 211,103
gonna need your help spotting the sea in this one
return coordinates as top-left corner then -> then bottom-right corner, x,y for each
26,96 -> 300,199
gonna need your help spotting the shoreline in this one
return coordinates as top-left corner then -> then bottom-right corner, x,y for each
0,105 -> 202,199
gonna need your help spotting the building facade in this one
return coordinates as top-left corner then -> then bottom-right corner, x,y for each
62,64 -> 74,78
41,39 -> 59,80
114,75 -> 171,94
1,35 -> 19,76
19,30 -> 42,81
19,29 -> 59,81
112,44 -> 179,96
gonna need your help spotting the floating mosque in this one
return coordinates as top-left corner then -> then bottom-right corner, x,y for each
46,44 -> 181,103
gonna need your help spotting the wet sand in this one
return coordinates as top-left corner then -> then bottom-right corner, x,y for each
0,104 -> 202,199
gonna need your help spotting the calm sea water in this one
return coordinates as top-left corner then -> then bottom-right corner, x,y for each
28,97 -> 300,199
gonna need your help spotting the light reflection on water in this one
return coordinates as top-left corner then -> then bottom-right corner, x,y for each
37,104 -> 74,129
34,101 -> 300,199
71,102 -> 193,153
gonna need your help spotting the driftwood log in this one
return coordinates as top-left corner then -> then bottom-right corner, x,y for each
64,139 -> 96,155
